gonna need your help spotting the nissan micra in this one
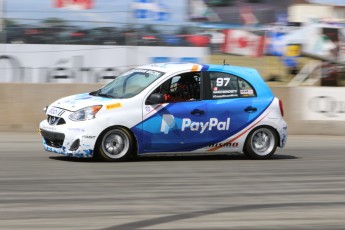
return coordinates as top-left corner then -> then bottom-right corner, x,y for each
39,62 -> 287,161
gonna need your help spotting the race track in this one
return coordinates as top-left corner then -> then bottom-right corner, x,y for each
1,133 -> 345,230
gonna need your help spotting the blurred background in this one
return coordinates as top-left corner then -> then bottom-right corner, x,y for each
1,0 -> 345,84
0,0 -> 345,133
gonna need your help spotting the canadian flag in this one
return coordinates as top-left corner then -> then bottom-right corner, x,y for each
221,29 -> 264,57
54,0 -> 94,9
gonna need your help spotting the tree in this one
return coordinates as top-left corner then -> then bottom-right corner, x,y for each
41,17 -> 68,27
4,19 -> 18,27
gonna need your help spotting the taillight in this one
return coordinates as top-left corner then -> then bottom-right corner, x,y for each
72,32 -> 84,37
26,29 -> 39,35
142,36 -> 156,40
279,99 -> 284,117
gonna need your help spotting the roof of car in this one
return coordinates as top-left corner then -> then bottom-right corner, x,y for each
140,62 -> 262,83
139,62 -> 204,72
140,62 -> 257,75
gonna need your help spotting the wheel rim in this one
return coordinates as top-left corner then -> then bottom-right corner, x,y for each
251,128 -> 275,156
101,129 -> 130,159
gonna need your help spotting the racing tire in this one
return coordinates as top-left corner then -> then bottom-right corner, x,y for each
243,127 -> 278,160
95,127 -> 135,162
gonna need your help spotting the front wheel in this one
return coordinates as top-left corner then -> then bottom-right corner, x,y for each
243,127 -> 278,160
95,127 -> 135,162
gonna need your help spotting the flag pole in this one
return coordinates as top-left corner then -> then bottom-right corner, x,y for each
0,0 -> 5,44
0,0 -> 4,31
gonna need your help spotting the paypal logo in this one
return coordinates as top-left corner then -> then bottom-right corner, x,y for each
182,118 -> 230,134
160,114 -> 176,134
160,114 -> 231,134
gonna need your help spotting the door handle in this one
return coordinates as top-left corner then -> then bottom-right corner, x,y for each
191,109 -> 205,115
244,106 -> 257,113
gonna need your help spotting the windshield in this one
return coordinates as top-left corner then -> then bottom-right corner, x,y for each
92,68 -> 165,99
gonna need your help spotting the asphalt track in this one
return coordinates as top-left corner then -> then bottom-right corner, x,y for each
1,133 -> 345,230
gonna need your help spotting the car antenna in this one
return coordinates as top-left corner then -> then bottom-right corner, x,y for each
223,59 -> 229,65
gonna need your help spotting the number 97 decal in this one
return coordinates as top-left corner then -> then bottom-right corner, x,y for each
216,78 -> 230,87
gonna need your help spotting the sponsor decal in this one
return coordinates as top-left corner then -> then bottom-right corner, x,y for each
213,94 -> 237,99
145,106 -> 151,112
240,89 -> 254,95
182,118 -> 230,134
213,90 -> 237,94
43,142 -> 93,158
160,114 -> 176,134
160,115 -> 231,134
68,127 -> 86,132
106,103 -> 122,110
82,135 -> 96,139
47,107 -> 65,116
207,142 -> 239,149
191,65 -> 199,71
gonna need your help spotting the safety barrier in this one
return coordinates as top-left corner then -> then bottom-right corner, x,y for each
1,83 -> 344,135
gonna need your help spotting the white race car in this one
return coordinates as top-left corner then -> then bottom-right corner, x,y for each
39,62 -> 287,161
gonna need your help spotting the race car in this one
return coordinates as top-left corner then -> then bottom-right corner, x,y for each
39,62 -> 287,161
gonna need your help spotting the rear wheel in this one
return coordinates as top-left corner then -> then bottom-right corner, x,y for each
96,127 -> 135,162
243,127 -> 278,160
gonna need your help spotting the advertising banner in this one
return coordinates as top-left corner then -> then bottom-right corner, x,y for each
131,0 -> 170,21
54,0 -> 94,9
302,87 -> 345,121
0,44 -> 208,83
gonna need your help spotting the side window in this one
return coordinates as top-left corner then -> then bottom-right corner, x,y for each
210,72 -> 239,99
150,72 -> 201,103
238,78 -> 256,97
209,72 -> 256,99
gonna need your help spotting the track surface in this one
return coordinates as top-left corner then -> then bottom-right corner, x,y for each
1,133 -> 345,229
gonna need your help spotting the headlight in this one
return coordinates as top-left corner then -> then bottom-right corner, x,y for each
69,105 -> 102,121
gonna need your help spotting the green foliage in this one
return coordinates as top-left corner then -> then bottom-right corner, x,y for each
4,19 -> 18,27
41,17 -> 68,27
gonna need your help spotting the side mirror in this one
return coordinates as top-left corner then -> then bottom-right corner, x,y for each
148,93 -> 165,104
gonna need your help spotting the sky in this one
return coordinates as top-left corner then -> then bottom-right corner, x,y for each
308,0 -> 345,6
5,0 -> 344,30
4,0 -> 188,28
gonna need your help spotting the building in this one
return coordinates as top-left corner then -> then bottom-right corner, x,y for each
289,0 -> 345,23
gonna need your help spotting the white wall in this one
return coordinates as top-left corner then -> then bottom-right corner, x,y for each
288,4 -> 334,23
0,44 -> 209,83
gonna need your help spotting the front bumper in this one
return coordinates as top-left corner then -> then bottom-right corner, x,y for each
39,119 -> 99,158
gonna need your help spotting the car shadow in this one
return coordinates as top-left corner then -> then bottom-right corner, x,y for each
49,153 -> 298,163
133,154 -> 298,162
49,156 -> 100,163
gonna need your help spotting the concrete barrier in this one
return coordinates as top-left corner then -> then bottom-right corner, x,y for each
272,87 -> 345,136
0,83 -> 102,132
1,83 -> 344,135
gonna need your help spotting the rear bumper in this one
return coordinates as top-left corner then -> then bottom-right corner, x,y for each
278,119 -> 288,148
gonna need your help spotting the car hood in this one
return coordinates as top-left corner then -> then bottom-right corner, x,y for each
50,93 -> 114,111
